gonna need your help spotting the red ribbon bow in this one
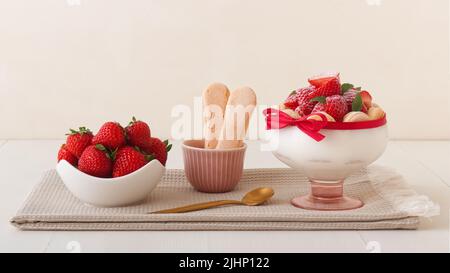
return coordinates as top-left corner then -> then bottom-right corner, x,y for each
263,108 -> 328,142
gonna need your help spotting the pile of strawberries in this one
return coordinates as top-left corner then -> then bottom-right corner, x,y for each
57,117 -> 172,178
283,72 -> 373,121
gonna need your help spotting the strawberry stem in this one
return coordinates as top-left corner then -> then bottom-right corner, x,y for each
144,154 -> 155,162
66,127 -> 91,136
95,144 -> 107,151
96,144 -> 116,161
128,116 -> 138,126
163,140 -> 172,152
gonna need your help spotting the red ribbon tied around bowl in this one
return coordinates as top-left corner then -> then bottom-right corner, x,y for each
263,108 -> 328,142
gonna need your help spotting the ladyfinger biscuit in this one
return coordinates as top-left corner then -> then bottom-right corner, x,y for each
203,83 -> 230,149
281,109 -> 300,119
307,111 -> 336,122
343,111 -> 370,122
368,106 -> 385,120
216,87 -> 257,149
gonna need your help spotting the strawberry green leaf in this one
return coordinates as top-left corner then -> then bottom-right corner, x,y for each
352,93 -> 363,111
95,144 -> 107,151
310,96 -> 326,104
67,127 -> 91,136
289,90 -> 297,96
166,144 -> 173,152
110,148 -> 118,161
66,129 -> 77,136
77,127 -> 90,134
134,146 -> 148,156
341,83 -> 354,94
128,116 -> 138,126
354,87 -> 362,91
145,154 -> 155,162
163,139 -> 169,146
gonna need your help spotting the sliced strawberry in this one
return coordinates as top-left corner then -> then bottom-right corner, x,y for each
362,104 -> 368,114
308,72 -> 340,87
360,91 -> 373,109
309,77 -> 341,98
284,91 -> 300,110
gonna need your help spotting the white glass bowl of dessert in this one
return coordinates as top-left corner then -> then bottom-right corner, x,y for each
266,73 -> 388,210
267,121 -> 387,210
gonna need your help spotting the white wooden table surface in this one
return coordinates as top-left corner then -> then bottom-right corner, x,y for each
0,140 -> 449,253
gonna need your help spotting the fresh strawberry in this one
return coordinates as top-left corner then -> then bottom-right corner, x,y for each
65,127 -> 93,158
343,89 -> 369,113
360,90 -> 373,109
312,95 -> 348,121
112,146 -> 152,178
308,72 -> 340,88
92,122 -> 126,150
57,145 -> 78,166
78,145 -> 113,178
294,86 -> 317,116
125,117 -> 151,148
312,102 -> 325,113
284,91 -> 300,110
141,138 -> 172,166
343,90 -> 357,112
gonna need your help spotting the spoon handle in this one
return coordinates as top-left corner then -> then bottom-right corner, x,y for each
150,200 -> 242,214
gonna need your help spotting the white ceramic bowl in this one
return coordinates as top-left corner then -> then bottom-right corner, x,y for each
267,125 -> 388,182
56,160 -> 165,207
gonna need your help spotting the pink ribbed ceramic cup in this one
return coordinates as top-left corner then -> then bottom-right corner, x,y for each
182,140 -> 247,193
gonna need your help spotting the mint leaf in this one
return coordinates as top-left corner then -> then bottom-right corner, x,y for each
352,93 -> 363,111
310,96 -> 326,104
341,83 -> 354,94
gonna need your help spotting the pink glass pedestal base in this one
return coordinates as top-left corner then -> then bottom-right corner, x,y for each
291,180 -> 364,211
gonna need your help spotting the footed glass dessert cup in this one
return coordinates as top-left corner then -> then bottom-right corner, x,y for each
265,110 -> 388,211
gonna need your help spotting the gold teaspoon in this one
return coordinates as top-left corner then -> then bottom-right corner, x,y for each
151,187 -> 274,214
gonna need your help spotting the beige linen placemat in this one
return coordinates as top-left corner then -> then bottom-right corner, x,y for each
11,166 -> 438,231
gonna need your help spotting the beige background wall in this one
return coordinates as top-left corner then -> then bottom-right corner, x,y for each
0,0 -> 449,139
